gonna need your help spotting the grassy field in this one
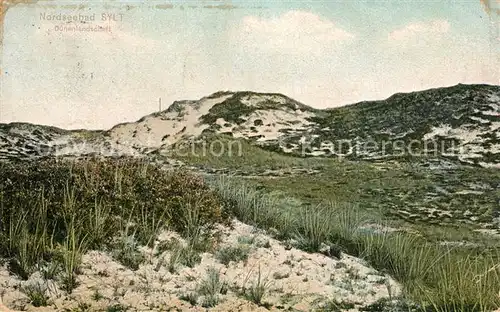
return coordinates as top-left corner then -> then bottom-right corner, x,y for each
209,175 -> 500,311
166,135 -> 500,310
162,134 -> 330,171
168,134 -> 500,245
1,150 -> 500,311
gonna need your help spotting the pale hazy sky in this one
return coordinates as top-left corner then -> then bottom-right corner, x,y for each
0,0 -> 499,129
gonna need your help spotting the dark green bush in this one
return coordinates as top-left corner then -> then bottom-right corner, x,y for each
0,157 -> 229,278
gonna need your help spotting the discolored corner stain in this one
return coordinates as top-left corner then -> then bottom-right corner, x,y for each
480,0 -> 500,18
155,4 -> 173,10
0,0 -> 43,77
203,4 -> 237,10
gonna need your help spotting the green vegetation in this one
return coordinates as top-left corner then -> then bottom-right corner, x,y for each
73,130 -> 106,142
22,281 -> 50,307
210,176 -> 500,310
242,264 -> 272,307
197,267 -> 228,307
1,150 -> 500,310
165,133 -> 329,171
167,129 -> 500,309
0,159 -> 228,292
253,163 -> 500,244
200,91 -> 316,126
316,299 -> 356,312
106,304 -> 129,312
168,242 -> 203,271
215,244 -> 251,265
308,84 -> 498,144
194,85 -> 500,164
201,95 -> 257,125
171,135 -> 500,245
179,292 -> 199,306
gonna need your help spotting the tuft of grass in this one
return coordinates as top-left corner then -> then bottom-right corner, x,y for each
215,245 -> 250,266
197,267 -> 228,308
60,185 -> 88,293
358,297 -> 420,312
166,241 -> 203,273
86,198 -> 113,249
209,176 -> 298,238
416,252 -> 500,311
237,235 -> 256,245
179,292 -> 198,306
21,281 -> 49,307
112,231 -> 145,271
242,265 -> 272,306
178,243 -> 203,268
166,247 -> 182,274
91,288 -> 104,301
106,304 -> 129,312
62,304 -> 93,312
294,205 -> 335,252
316,299 -> 356,312
5,190 -> 53,280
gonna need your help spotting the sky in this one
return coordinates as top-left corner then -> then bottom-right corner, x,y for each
0,0 -> 499,130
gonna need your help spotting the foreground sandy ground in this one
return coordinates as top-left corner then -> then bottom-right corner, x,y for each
0,220 -> 400,311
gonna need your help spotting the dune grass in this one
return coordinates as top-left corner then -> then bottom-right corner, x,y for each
1,157 -> 499,311
209,175 -> 500,311
172,135 -> 500,248
0,158 -> 228,293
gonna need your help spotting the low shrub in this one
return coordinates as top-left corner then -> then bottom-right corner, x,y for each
0,158 -> 229,283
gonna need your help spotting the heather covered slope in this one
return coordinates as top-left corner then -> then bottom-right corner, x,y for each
302,84 -> 500,164
1,84 -> 499,166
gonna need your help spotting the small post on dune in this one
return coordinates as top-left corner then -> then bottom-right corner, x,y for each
159,97 -> 162,112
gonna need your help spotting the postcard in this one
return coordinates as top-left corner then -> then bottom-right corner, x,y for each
0,1 -> 499,311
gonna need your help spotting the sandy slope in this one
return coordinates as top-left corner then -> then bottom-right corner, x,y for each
0,220 -> 400,312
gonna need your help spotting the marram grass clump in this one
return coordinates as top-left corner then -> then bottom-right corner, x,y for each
209,175 -> 500,311
0,158 -> 229,289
